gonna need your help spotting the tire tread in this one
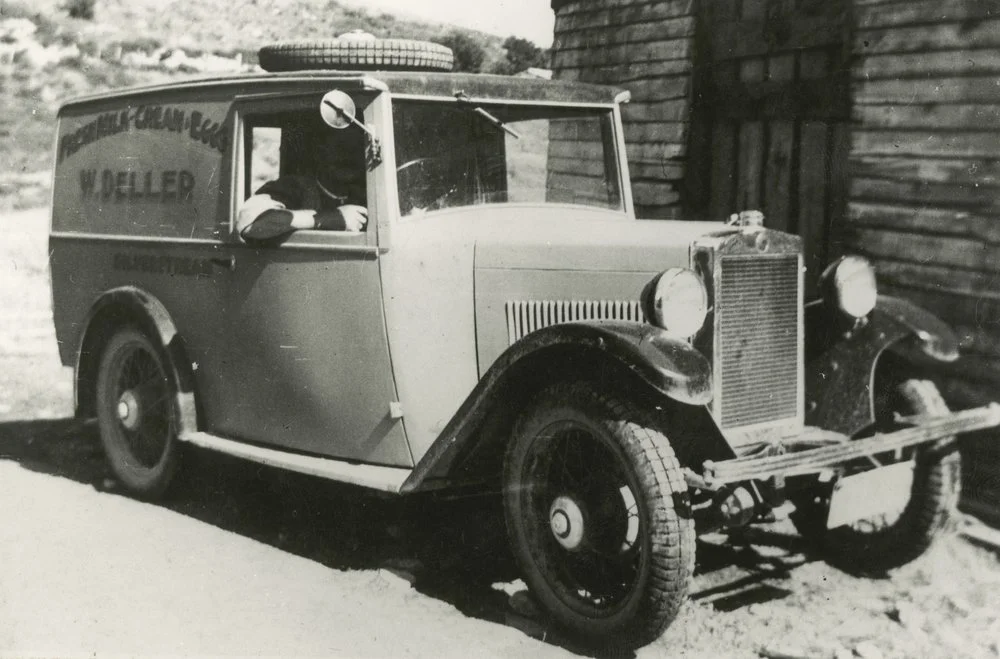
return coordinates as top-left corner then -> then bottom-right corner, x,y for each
259,39 -> 454,72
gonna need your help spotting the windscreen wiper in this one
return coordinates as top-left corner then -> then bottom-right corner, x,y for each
454,91 -> 521,139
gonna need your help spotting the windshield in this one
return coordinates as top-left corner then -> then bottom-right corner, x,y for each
392,100 -> 622,217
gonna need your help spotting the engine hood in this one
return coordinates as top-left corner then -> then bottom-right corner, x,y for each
469,207 -> 735,375
473,211 -> 727,273
378,204 -> 777,465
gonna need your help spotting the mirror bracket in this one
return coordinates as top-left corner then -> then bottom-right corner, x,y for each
321,89 -> 383,169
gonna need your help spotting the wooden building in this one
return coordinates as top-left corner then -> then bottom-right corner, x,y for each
550,0 -> 1000,519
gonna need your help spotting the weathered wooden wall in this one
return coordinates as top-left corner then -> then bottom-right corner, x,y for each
546,117 -> 618,206
550,0 -> 697,219
685,0 -> 852,293
846,0 -> 1000,520
550,0 -> 1000,520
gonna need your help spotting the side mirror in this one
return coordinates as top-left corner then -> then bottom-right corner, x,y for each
320,90 -> 383,169
320,90 -> 356,129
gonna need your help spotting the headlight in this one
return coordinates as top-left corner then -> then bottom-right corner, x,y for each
644,268 -> 708,338
830,256 -> 877,318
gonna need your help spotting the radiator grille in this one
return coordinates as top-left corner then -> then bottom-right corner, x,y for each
505,300 -> 644,344
716,255 -> 800,428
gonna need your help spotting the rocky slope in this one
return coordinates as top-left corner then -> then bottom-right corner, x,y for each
0,0 -> 505,209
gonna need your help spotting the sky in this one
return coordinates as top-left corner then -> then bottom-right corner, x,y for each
340,0 -> 556,47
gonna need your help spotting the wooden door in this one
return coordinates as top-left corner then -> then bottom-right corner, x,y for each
686,0 -> 851,293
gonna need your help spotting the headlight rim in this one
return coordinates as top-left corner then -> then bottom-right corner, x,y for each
824,255 -> 878,319
643,267 -> 709,339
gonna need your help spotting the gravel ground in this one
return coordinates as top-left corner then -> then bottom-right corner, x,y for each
3,207 -> 1000,658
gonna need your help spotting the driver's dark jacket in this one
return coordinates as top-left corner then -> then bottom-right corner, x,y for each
255,175 -> 363,211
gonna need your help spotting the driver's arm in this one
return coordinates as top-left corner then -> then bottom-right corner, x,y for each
237,186 -> 367,241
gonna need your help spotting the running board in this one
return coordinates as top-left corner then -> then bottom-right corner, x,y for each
179,432 -> 412,494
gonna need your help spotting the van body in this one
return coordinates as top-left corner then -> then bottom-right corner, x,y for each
49,54 -> 1000,649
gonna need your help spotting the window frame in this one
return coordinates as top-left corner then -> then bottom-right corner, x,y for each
388,96 -> 628,221
229,92 -> 382,251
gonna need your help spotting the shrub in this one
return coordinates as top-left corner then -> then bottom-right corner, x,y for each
0,1 -> 36,20
64,0 -> 96,21
434,31 -> 486,73
491,36 -> 550,75
0,3 -> 61,45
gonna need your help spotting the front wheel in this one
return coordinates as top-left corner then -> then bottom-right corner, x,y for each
95,327 -> 181,498
791,379 -> 961,573
503,382 -> 695,649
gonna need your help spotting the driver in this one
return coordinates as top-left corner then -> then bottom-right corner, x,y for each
237,122 -> 368,242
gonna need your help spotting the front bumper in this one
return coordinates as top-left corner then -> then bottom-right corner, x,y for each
690,403 -> 1000,487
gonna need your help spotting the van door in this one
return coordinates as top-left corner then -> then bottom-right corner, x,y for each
199,92 -> 410,467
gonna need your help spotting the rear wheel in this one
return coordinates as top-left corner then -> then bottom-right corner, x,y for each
791,379 -> 960,573
95,327 -> 181,498
503,382 -> 695,649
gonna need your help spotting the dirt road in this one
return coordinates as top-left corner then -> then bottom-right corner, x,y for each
0,458 -> 561,658
3,207 -> 1000,658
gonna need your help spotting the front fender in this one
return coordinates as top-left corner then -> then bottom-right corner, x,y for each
400,321 -> 711,492
528,321 -> 713,405
806,294 -> 958,435
877,295 -> 959,363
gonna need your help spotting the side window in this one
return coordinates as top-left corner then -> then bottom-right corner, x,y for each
249,126 -> 282,197
241,108 -> 369,209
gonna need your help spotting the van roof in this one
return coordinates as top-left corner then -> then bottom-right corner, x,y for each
59,70 -> 628,112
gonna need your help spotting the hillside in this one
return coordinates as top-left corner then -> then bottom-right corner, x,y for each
0,0 -> 511,209
23,0 -> 509,58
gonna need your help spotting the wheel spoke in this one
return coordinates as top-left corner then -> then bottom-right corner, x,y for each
555,435 -> 576,489
143,392 -> 171,415
117,355 -> 133,395
580,546 -> 632,603
135,427 -> 152,458
108,345 -> 171,468
524,423 -> 644,609
504,384 -> 698,644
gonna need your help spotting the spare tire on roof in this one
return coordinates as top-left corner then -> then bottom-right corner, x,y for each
259,33 -> 454,72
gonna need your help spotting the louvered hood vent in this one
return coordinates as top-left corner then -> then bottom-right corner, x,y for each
505,300 -> 644,344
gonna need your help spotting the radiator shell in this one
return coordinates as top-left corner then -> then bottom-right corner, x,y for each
693,229 -> 804,443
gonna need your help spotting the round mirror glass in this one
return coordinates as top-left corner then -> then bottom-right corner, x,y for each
320,90 -> 355,130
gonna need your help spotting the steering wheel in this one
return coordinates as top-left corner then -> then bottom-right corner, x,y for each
396,156 -> 440,176
396,156 -> 464,213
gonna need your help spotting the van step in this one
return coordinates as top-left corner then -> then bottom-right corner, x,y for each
179,431 -> 411,493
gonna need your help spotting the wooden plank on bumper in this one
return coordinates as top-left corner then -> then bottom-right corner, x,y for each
703,403 -> 1000,485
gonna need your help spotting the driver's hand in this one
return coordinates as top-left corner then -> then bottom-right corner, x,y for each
339,204 -> 368,231
314,205 -> 368,232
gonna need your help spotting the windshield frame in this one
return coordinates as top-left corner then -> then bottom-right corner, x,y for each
387,93 -> 631,222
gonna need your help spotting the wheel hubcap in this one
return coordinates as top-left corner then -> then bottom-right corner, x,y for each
549,495 -> 585,550
117,390 -> 141,431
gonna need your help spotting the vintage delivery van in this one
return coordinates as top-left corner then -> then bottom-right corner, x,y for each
48,35 -> 1000,649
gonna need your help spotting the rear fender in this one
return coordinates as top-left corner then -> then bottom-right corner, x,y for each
75,286 -> 199,435
400,321 -> 713,493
